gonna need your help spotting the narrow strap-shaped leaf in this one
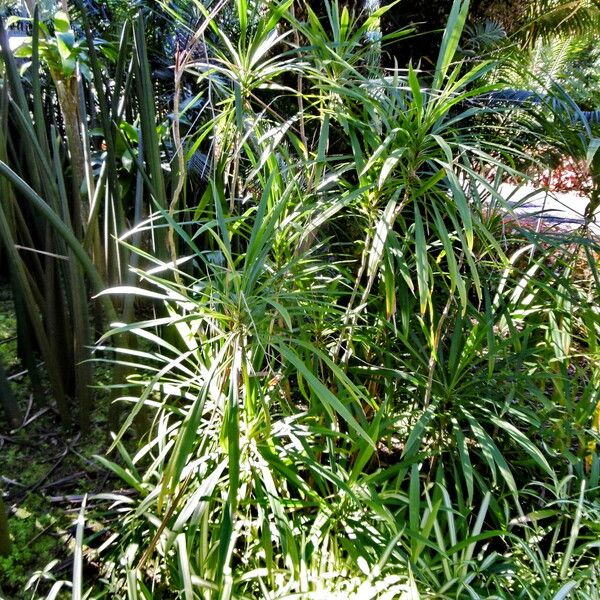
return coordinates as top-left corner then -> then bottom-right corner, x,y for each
433,0 -> 469,90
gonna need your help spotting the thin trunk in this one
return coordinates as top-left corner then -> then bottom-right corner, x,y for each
53,75 -> 88,238
13,273 -> 45,406
0,495 -> 10,557
0,357 -> 20,430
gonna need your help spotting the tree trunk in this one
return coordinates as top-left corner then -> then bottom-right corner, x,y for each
53,74 -> 88,238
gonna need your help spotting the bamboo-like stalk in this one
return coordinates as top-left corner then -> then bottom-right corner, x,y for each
12,279 -> 45,406
0,72 -> 71,420
0,357 -> 21,430
51,128 -> 93,431
0,495 -> 10,557
0,200 -> 70,421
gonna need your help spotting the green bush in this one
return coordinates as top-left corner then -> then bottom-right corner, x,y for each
0,0 -> 598,598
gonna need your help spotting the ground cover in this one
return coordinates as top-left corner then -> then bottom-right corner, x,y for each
0,286 -> 111,598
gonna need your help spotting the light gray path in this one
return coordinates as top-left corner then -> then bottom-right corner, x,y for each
498,183 -> 600,236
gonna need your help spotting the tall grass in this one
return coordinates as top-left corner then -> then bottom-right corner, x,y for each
0,0 -> 598,597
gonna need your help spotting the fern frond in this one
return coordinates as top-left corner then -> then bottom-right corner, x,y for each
521,0 -> 600,45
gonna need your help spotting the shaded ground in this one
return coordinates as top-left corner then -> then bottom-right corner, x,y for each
0,288 -> 108,599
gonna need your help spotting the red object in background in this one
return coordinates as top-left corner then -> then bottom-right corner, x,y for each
535,156 -> 592,196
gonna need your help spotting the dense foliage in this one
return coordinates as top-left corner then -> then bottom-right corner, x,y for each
0,0 -> 599,598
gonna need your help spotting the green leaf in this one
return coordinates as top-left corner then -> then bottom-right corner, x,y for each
120,122 -> 139,143
586,138 -> 600,167
552,582 -> 578,600
454,423 -> 474,504
379,147 -> 406,189
276,344 -> 374,448
71,495 -> 87,600
122,150 -> 134,172
56,31 -> 76,75
95,455 -> 145,493
408,62 -> 423,113
402,404 -> 437,459
413,203 -> 430,315
54,10 -> 71,33
433,0 -> 469,89
490,416 -> 554,478
13,42 -> 33,59
6,15 -> 30,28
56,31 -> 75,59
367,196 -> 398,280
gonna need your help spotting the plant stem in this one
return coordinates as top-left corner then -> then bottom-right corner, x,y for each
0,495 -> 10,557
